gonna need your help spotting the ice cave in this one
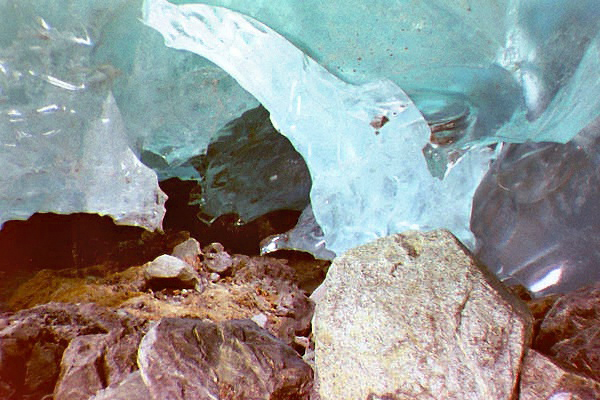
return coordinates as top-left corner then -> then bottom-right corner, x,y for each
0,0 -> 599,296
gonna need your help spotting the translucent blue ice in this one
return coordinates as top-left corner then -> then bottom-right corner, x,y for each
143,0 -> 495,253
0,1 -> 166,229
1,0 -> 598,295
143,0 -> 600,296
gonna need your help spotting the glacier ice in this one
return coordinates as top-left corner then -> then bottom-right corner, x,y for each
260,205 -> 335,261
0,1 -> 166,230
142,0 -> 495,254
0,0 -> 599,295
472,118 -> 600,296
143,0 -> 600,295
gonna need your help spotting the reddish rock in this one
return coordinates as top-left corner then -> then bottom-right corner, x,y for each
534,282 -> 600,381
520,349 -> 600,399
0,302 -> 147,400
202,242 -> 234,274
90,370 -> 150,400
172,238 -> 202,268
137,317 -> 314,399
143,254 -> 203,291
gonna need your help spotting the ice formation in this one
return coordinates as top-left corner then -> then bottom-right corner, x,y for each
260,205 -> 335,261
0,0 -> 598,295
143,0 -> 600,295
0,1 -> 166,230
142,0 -> 495,254
472,118 -> 600,296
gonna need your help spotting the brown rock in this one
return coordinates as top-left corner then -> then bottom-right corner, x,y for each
55,334 -> 113,400
55,328 -> 144,400
7,266 -> 146,311
137,317 -> 313,399
7,245 -> 314,347
90,371 -> 151,400
520,349 -> 600,399
534,282 -> 600,381
202,242 -> 234,274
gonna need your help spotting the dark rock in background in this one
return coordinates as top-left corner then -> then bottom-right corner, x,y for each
199,105 -> 311,224
160,177 -> 303,255
0,213 -> 189,309
533,282 -> 600,382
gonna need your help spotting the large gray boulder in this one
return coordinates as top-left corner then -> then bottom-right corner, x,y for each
312,230 -> 533,399
143,254 -> 202,291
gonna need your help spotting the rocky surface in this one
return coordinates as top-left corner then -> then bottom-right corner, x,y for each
0,302 -> 312,399
1,225 -> 599,399
143,254 -> 203,291
533,282 -> 600,382
171,237 -> 202,268
138,318 -> 313,399
312,230 -> 533,400
6,242 -> 316,348
202,242 -> 234,274
0,302 -> 148,400
519,349 -> 600,399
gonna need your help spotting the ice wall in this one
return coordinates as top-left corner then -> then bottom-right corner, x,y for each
1,0 -> 599,295
142,0 -> 495,254
472,119 -> 600,296
143,0 -> 600,295
0,1 -> 166,230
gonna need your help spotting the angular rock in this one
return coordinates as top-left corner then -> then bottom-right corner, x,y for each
0,302 -> 146,400
534,282 -> 600,381
519,350 -> 600,399
172,238 -> 202,268
202,242 -> 233,274
54,334 -> 112,400
137,317 -> 313,399
144,254 -> 201,291
312,230 -> 532,400
55,328 -> 144,400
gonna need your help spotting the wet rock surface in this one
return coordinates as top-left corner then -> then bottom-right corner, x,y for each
313,230 -> 533,400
